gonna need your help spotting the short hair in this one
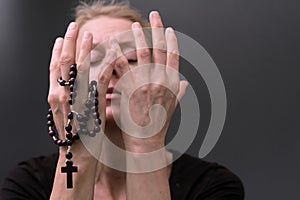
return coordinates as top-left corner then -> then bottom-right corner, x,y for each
75,0 -> 149,28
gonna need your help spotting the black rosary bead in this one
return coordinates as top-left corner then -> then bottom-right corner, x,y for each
85,100 -> 93,108
66,160 -> 73,165
67,112 -> 73,120
47,120 -> 54,126
92,99 -> 99,106
65,151 -> 73,159
80,128 -> 88,135
90,80 -> 97,86
70,64 -> 77,73
72,133 -> 80,140
95,118 -> 101,125
60,140 -> 67,146
65,124 -> 72,132
89,130 -> 96,137
66,132 -> 73,140
79,121 -> 87,128
66,140 -> 73,146
92,90 -> 98,97
69,84 -> 74,92
69,77 -> 76,85
57,139 -> 63,146
69,71 -> 77,78
54,138 -> 59,144
88,85 -> 93,92
84,109 -> 90,116
91,106 -> 98,113
94,126 -> 100,133
47,114 -> 53,120
49,130 -> 55,137
76,114 -> 86,122
92,112 -> 100,119
57,77 -> 67,86
68,98 -> 73,105
70,91 -> 77,98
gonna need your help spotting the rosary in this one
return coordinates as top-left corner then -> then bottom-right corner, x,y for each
47,64 -> 101,189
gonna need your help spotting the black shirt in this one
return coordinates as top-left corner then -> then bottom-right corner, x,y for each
0,153 -> 244,199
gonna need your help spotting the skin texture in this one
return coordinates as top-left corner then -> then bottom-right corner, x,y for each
48,11 -> 188,200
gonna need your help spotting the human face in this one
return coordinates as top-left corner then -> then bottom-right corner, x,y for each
76,16 -> 135,121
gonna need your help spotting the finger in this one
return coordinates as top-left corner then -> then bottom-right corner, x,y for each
60,22 -> 79,81
74,31 -> 93,106
112,39 -> 131,78
48,37 -> 65,138
165,27 -> 179,71
149,11 -> 167,65
97,39 -> 117,97
49,37 -> 64,92
132,22 -> 151,66
176,80 -> 189,102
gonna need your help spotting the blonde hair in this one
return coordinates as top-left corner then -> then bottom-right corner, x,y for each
75,0 -> 149,28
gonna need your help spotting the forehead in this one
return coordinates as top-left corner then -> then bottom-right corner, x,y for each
79,16 -> 133,45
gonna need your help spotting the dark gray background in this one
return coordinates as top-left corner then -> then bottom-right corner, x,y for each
0,0 -> 299,199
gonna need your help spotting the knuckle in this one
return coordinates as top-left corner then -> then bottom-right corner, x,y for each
154,48 -> 167,56
139,49 -> 150,59
49,61 -> 59,71
58,93 -> 69,104
169,49 -> 179,57
152,84 -> 164,94
140,85 -> 149,94
116,57 -> 128,68
64,33 -> 75,41
47,92 -> 59,105
99,72 -> 110,83
60,53 -> 73,65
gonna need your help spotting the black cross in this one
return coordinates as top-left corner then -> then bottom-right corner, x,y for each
61,161 -> 78,189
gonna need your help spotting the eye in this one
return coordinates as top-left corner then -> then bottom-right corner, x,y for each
127,59 -> 138,63
90,60 -> 101,67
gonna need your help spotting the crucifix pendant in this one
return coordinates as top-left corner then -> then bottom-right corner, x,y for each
61,161 -> 78,189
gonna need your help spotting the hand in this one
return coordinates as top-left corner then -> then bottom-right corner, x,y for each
111,11 -> 188,153
47,22 -> 112,158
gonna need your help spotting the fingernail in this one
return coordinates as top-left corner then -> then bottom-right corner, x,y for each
55,37 -> 63,44
132,22 -> 141,29
83,31 -> 90,39
68,22 -> 77,30
167,27 -> 174,33
151,11 -> 160,18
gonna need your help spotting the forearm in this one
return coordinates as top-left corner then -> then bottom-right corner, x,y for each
126,168 -> 170,200
125,141 -> 171,200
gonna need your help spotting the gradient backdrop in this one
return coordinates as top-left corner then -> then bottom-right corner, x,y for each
0,0 -> 299,199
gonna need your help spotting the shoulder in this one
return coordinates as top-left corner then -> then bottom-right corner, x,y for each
0,153 -> 58,200
170,153 -> 244,200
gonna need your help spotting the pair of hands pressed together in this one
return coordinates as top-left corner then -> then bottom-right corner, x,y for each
48,11 -> 188,199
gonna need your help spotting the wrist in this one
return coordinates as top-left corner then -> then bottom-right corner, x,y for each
125,147 -> 172,173
123,133 -> 166,153
58,141 -> 98,162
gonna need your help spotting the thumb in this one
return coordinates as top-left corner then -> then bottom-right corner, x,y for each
176,80 -> 189,102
